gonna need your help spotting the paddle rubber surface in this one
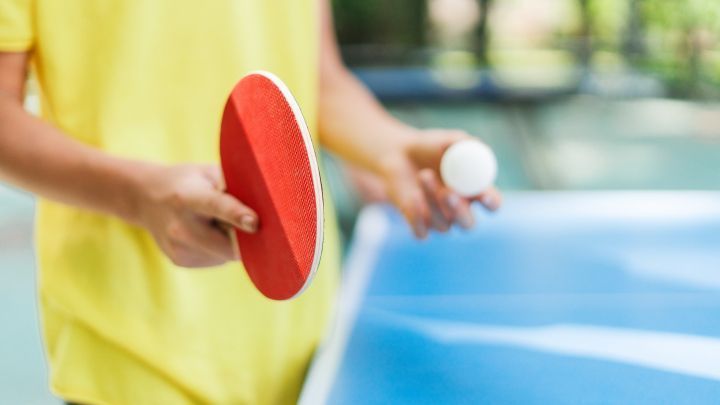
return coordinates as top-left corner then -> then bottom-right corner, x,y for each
220,71 -> 323,300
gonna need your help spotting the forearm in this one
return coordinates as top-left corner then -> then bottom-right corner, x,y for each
316,0 -> 418,175
318,68 -> 417,174
0,93 -> 146,222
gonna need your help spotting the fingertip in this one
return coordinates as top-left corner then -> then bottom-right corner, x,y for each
217,194 -> 258,233
446,192 -> 459,207
457,199 -> 475,229
415,217 -> 429,239
418,168 -> 434,183
243,214 -> 259,233
236,214 -> 258,233
478,188 -> 502,212
415,200 -> 432,239
401,195 -> 429,240
415,192 -> 432,219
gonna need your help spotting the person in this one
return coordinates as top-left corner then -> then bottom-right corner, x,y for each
0,0 -> 502,403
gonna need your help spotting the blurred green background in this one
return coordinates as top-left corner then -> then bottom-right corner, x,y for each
333,0 -> 720,96
2,1 -> 720,403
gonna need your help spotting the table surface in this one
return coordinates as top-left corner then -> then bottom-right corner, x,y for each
300,192 -> 720,405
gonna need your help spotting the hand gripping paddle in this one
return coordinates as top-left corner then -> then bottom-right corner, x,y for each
220,71 -> 323,300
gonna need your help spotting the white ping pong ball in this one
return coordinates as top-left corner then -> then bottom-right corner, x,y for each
440,139 -> 497,197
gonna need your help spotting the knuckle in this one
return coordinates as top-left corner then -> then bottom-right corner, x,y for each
208,197 -> 225,215
379,156 -> 410,180
166,221 -> 184,240
167,189 -> 186,208
165,242 -> 186,266
418,168 -> 433,181
170,256 -> 187,267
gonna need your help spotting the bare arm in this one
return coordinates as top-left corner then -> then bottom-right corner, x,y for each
316,3 -> 414,174
0,52 -> 257,267
0,53 -> 148,220
317,1 -> 501,238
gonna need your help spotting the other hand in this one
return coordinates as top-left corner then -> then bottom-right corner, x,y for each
378,129 -> 502,239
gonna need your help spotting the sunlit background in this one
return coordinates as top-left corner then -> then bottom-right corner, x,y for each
2,0 -> 719,402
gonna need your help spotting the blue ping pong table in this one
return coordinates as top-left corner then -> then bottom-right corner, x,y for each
300,192 -> 720,404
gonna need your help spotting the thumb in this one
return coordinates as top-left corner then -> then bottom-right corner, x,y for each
201,165 -> 226,191
187,187 -> 259,233
406,130 -> 469,170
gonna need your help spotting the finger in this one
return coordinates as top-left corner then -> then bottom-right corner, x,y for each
227,227 -> 242,261
164,233 -> 228,268
186,217 -> 237,262
407,130 -> 470,170
410,195 -> 431,239
419,169 -> 455,220
171,243 -> 227,268
386,162 -> 431,239
211,218 -> 233,233
418,169 -> 451,232
210,219 -> 242,260
474,186 -> 503,212
449,194 -> 475,229
201,165 -> 226,191
396,187 -> 430,239
189,189 -> 258,233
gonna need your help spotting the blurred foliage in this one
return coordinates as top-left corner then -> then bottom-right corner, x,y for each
641,0 -> 720,95
332,0 -> 426,46
584,0 -> 720,96
332,0 -> 720,98
588,0 -> 628,49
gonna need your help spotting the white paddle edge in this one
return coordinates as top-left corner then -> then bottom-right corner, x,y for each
299,206 -> 390,405
247,70 -> 324,300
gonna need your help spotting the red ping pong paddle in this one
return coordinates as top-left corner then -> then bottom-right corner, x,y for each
219,71 -> 324,300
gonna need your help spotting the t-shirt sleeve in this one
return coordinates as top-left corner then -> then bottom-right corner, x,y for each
0,0 -> 34,51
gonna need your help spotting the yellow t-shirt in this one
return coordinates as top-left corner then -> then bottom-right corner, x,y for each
0,1 -> 341,403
